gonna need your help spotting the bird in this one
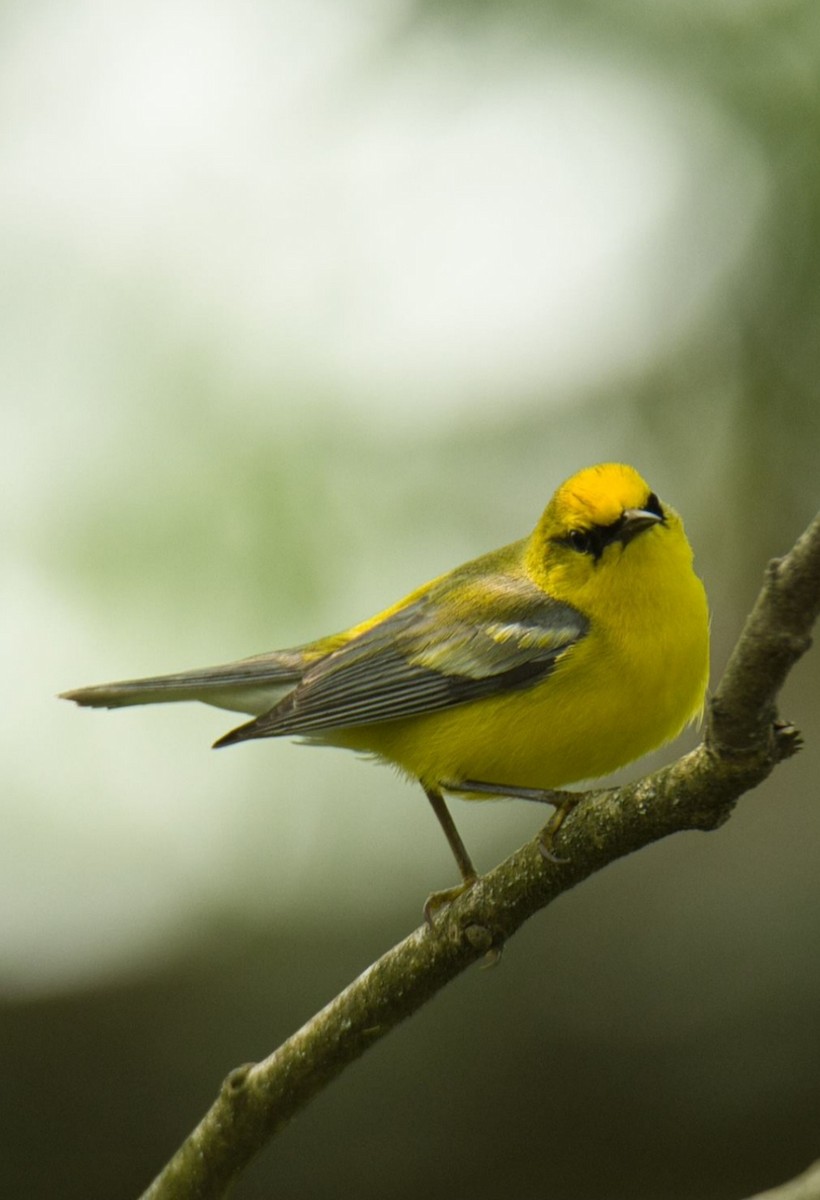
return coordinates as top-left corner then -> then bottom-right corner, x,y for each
61,463 -> 709,918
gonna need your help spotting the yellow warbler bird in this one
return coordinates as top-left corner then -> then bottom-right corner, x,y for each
62,463 -> 709,914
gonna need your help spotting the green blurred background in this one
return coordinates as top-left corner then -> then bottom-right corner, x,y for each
2,1 -> 819,1197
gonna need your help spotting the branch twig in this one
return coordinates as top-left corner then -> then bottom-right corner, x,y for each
140,513 -> 820,1200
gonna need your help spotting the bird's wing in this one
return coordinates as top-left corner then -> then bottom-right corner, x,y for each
217,574 -> 588,744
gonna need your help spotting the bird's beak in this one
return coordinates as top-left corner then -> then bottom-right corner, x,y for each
619,508 -> 664,546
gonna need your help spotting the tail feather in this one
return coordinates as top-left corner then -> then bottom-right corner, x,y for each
59,651 -> 305,718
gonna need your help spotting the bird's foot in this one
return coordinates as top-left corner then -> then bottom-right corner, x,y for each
537,792 -> 581,863
423,873 -> 478,927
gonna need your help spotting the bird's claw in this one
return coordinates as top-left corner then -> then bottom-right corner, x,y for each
538,794 -> 580,864
423,875 -> 478,927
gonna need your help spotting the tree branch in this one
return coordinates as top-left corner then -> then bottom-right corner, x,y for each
140,512 -> 820,1200
745,1160 -> 820,1200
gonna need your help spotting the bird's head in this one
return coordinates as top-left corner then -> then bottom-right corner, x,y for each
527,463 -> 688,602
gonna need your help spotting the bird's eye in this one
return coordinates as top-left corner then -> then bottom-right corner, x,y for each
645,491 -> 663,518
568,529 -> 592,554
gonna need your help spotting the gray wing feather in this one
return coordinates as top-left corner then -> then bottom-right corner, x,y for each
219,583 -> 588,744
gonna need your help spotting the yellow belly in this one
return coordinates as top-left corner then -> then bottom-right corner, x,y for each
330,604 -> 709,792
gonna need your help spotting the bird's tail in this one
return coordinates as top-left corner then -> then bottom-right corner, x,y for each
59,650 -> 305,718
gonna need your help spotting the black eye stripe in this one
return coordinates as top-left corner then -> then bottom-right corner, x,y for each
554,526 -> 607,560
552,491 -> 663,560
645,491 -> 663,518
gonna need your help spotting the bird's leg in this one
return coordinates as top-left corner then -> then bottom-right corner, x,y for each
422,786 -> 478,925
456,779 -> 581,864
